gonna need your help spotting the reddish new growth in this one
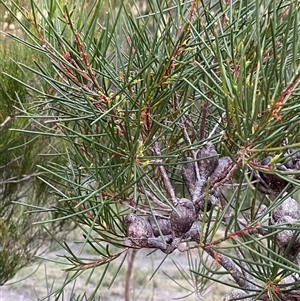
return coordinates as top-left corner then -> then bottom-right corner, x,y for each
67,248 -> 129,271
205,222 -> 261,247
160,0 -> 197,85
271,73 -> 300,120
141,103 -> 152,133
188,0 -> 197,22
199,100 -> 208,140
73,30 -> 89,67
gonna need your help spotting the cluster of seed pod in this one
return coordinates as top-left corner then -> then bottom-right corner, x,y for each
224,150 -> 300,301
181,142 -> 232,211
272,196 -> 300,259
254,196 -> 300,260
226,195 -> 300,301
124,142 -> 231,253
124,198 -> 199,254
252,149 -> 300,195
125,145 -> 300,253
245,149 -> 300,259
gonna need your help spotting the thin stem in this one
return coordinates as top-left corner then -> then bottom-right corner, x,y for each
204,247 -> 256,290
143,189 -> 172,211
125,249 -> 137,301
199,100 -> 208,140
151,141 -> 177,204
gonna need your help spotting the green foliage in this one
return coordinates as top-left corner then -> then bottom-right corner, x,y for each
0,15 -> 72,284
2,0 -> 300,300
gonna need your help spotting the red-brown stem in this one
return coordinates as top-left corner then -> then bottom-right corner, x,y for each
205,222 -> 261,247
271,73 -> 300,120
63,12 -> 89,67
141,103 -> 152,133
68,247 -> 129,271
188,0 -> 197,21
160,0 -> 197,84
73,30 -> 89,66
199,100 -> 208,140
36,23 -> 108,112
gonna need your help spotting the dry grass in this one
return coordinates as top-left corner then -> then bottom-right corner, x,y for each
1,225 -> 232,300
1,240 -> 231,301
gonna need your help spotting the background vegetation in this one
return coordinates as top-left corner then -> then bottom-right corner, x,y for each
0,1 -> 73,286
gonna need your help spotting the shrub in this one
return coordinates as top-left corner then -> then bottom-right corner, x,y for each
2,0 -> 300,300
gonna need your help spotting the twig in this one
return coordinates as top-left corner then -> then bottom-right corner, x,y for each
207,222 -> 260,246
0,173 -> 41,184
0,155 -> 23,168
206,113 -> 225,140
203,247 -> 256,290
194,160 -> 239,210
151,141 -> 177,204
271,73 -> 300,120
180,243 -> 256,290
143,189 -> 172,211
178,115 -> 201,182
0,115 -> 12,129
158,0 -> 197,86
178,115 -> 193,146
199,100 -> 208,140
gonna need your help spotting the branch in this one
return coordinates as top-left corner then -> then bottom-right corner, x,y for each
204,246 -> 256,290
0,115 -> 12,129
199,100 -> 208,140
143,189 -> 172,211
151,141 -> 177,204
195,159 -> 239,211
0,173 -> 41,184
0,155 -> 23,169
178,115 -> 202,183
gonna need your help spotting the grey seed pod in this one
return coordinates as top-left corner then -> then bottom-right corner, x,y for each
277,164 -> 288,171
196,157 -> 232,212
197,142 -> 219,179
276,216 -> 296,247
278,274 -> 300,296
181,157 -> 197,196
125,213 -> 153,247
147,235 -> 174,251
272,196 -> 300,222
182,221 -> 200,243
284,148 -> 300,169
254,156 -> 293,195
254,170 -> 290,195
275,216 -> 300,250
170,198 -> 197,238
294,160 -> 300,171
260,156 -> 272,165
284,157 -> 295,169
210,156 -> 232,182
223,289 -> 251,301
147,216 -> 172,237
